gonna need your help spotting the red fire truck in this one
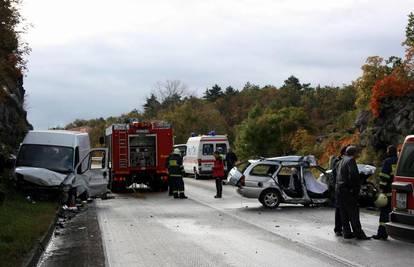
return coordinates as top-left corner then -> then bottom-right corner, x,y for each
386,135 -> 414,242
105,121 -> 173,191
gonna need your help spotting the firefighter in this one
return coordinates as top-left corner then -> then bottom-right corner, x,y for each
336,146 -> 370,240
213,151 -> 225,198
166,148 -> 187,199
372,145 -> 398,240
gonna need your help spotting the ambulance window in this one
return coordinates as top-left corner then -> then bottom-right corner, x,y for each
396,143 -> 414,178
216,143 -> 227,154
203,144 -> 214,155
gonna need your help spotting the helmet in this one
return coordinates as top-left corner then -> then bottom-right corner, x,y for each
173,148 -> 181,155
374,193 -> 388,208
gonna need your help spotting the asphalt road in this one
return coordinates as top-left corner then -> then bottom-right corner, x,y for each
96,178 -> 414,267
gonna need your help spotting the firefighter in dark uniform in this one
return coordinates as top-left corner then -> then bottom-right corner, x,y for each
372,145 -> 398,240
336,146 -> 370,240
166,148 -> 188,199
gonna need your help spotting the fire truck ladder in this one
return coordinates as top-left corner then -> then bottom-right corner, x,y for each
119,131 -> 128,168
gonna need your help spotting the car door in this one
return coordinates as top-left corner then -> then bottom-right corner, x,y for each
245,163 -> 280,188
74,148 -> 109,197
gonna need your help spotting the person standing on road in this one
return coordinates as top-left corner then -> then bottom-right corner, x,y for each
336,146 -> 370,240
213,151 -> 225,198
166,148 -> 188,199
372,145 -> 398,240
225,148 -> 238,175
331,146 -> 348,236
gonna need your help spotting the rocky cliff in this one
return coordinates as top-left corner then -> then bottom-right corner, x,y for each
0,73 -> 32,155
355,93 -> 414,152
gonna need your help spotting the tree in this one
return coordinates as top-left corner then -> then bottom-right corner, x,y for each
159,98 -> 228,143
143,93 -> 161,118
276,75 -> 311,108
153,80 -> 188,109
403,12 -> 414,48
204,84 -> 224,102
224,86 -> 238,96
354,56 -> 388,109
0,0 -> 29,82
234,107 -> 309,159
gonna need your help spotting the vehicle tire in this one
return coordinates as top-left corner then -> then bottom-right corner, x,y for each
79,191 -> 89,201
259,189 -> 281,209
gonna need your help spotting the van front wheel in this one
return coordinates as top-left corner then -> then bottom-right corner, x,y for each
259,189 -> 281,209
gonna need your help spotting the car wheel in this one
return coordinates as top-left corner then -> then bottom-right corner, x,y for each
260,189 -> 281,209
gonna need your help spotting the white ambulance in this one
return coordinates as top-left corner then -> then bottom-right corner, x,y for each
183,134 -> 229,179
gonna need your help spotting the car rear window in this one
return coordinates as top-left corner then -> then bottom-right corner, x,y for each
396,143 -> 414,178
236,161 -> 251,173
250,164 -> 278,176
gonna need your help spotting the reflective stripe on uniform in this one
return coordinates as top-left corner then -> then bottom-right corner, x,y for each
379,222 -> 386,226
379,172 -> 391,179
169,160 -> 178,166
379,181 -> 388,186
169,174 -> 182,177
391,164 -> 397,176
386,193 -> 392,197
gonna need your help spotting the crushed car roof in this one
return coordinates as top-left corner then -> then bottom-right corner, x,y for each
258,155 -> 318,166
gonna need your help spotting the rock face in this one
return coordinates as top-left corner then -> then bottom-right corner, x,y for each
357,93 -> 414,150
0,74 -> 32,154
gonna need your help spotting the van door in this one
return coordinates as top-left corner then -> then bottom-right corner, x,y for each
75,148 -> 109,197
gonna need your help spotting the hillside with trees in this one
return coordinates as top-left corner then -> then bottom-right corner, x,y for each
0,0 -> 32,155
63,13 -> 414,167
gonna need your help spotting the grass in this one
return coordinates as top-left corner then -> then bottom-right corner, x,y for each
0,173 -> 58,267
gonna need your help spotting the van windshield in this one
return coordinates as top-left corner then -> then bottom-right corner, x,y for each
16,144 -> 74,174
396,143 -> 414,178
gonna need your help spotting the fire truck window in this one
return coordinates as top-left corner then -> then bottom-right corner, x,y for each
397,143 -> 414,177
203,144 -> 214,155
216,143 -> 227,154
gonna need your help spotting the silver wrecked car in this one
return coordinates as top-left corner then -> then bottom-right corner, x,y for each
227,155 -> 331,208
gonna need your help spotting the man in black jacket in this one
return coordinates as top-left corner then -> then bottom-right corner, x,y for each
225,148 -> 238,175
336,146 -> 370,240
331,146 -> 348,236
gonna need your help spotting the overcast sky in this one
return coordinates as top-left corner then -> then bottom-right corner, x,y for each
21,0 -> 412,129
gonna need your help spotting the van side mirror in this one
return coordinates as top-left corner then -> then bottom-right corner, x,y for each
99,136 -> 105,145
77,165 -> 82,174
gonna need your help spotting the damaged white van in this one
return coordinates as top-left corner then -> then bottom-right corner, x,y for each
14,130 -> 109,198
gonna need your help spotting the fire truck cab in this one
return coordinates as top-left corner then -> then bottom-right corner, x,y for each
386,135 -> 414,242
105,121 -> 173,191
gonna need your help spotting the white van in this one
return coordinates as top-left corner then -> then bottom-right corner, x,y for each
183,135 -> 229,179
14,130 -> 109,198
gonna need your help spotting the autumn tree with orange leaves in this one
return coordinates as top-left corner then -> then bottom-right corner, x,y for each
369,12 -> 414,117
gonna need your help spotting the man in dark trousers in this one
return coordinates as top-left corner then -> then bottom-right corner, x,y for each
166,148 -> 187,199
372,145 -> 398,240
225,148 -> 238,175
336,146 -> 370,240
213,151 -> 225,198
331,146 -> 348,236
